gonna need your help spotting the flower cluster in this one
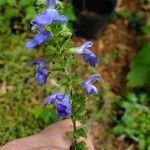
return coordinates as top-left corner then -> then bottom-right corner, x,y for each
26,0 -> 100,118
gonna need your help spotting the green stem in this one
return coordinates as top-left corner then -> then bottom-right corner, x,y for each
72,118 -> 77,148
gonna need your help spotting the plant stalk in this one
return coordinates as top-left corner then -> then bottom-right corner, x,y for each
72,119 -> 77,148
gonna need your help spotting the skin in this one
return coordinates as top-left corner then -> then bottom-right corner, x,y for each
0,120 -> 95,150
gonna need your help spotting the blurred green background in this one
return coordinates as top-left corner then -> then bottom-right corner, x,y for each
0,0 -> 59,144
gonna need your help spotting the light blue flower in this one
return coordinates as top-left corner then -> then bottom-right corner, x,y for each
34,0 -> 68,25
44,91 -> 71,117
32,59 -> 49,85
81,74 -> 100,95
26,23 -> 52,48
75,41 -> 97,67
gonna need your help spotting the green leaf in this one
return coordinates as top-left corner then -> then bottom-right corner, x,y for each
76,115 -> 87,121
74,106 -> 86,116
76,141 -> 87,150
139,93 -> 148,104
112,124 -> 125,134
64,4 -> 76,21
6,0 -> 16,6
133,43 -> 150,65
139,138 -> 146,150
116,7 -> 131,18
66,131 -> 74,139
20,0 -> 33,6
31,107 -> 58,124
0,0 -> 5,6
4,6 -> 18,19
127,65 -> 150,87
75,126 -> 87,138
36,0 -> 46,5
127,43 -> 150,87
126,92 -> 138,103
141,25 -> 150,34
25,6 -> 36,20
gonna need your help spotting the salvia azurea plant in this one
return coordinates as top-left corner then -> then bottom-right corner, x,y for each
26,0 -> 100,149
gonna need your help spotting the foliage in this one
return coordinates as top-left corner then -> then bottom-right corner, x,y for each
0,0 -> 36,34
112,92 -> 150,150
128,14 -> 145,32
127,43 -> 150,87
0,35 -> 58,144
116,7 -> 132,18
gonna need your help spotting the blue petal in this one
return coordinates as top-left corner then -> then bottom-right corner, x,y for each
26,31 -> 52,48
55,95 -> 71,117
26,39 -> 38,48
32,59 -> 47,66
34,30 -> 52,45
57,104 -> 69,117
47,0 -> 56,9
81,74 -> 100,95
44,92 -> 71,117
32,59 -> 49,85
75,41 -> 93,54
83,49 -> 97,67
82,41 -> 93,48
35,72 -> 47,85
86,84 -> 98,95
35,10 -> 53,25
35,9 -> 68,25
87,74 -> 100,82
56,93 -> 65,101
37,68 -> 49,76
44,94 -> 56,105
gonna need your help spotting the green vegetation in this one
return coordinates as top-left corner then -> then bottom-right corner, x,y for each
113,92 -> 150,150
127,43 -> 150,87
0,35 -> 58,144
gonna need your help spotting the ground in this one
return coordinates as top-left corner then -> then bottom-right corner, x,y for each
72,0 -> 147,149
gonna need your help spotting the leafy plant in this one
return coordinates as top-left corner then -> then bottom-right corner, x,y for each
25,0 -> 99,149
0,35 -> 58,144
112,92 -> 150,150
128,14 -> 145,32
127,43 -> 150,87
0,0 -> 36,34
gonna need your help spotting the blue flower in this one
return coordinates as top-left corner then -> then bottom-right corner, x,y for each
32,59 -> 49,85
75,41 -> 97,67
81,74 -> 100,95
26,23 -> 52,48
33,0 -> 68,25
44,91 -> 71,117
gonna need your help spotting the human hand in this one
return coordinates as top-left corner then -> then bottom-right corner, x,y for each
0,119 -> 95,150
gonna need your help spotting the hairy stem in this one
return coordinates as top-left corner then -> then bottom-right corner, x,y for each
72,118 -> 77,148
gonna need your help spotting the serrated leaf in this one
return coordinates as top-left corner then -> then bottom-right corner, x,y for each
76,115 -> 87,121
76,141 -> 87,150
75,126 -> 87,138
66,131 -> 74,138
